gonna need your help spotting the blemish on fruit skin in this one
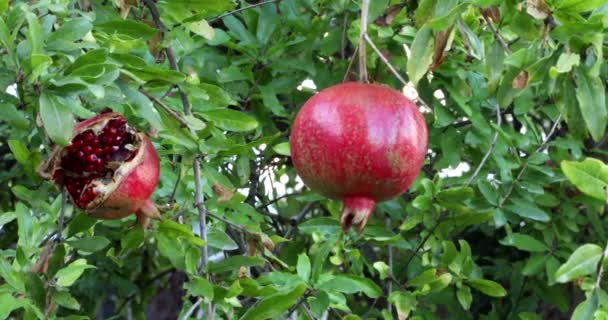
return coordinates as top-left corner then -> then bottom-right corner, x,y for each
290,82 -> 428,212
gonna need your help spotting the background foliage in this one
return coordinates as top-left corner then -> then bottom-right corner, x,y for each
1,0 -> 608,319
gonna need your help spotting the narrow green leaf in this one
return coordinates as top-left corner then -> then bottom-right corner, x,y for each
198,109 -> 258,132
240,283 -> 307,320
39,93 -> 74,146
26,13 -> 43,55
67,236 -> 110,253
504,198 -> 550,222
499,233 -> 548,252
467,279 -> 507,297
317,275 -> 382,298
96,20 -> 157,39
272,142 -> 290,156
556,0 -> 606,12
407,24 -> 434,87
186,19 -> 215,40
457,285 -> 472,310
555,244 -> 603,283
296,253 -> 311,282
207,256 -> 265,274
298,217 -> 341,235
207,228 -> 239,251
55,259 -> 95,287
561,158 -> 608,201
575,66 -> 607,142
8,140 -> 31,165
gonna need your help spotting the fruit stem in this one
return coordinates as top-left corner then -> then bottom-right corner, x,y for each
341,196 -> 376,234
359,0 -> 370,83
136,198 -> 161,229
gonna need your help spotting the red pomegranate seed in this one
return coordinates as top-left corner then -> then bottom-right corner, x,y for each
94,148 -> 103,155
83,145 -> 93,154
83,132 -> 94,142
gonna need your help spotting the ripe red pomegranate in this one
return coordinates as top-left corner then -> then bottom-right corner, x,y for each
290,82 -> 428,233
40,112 -> 160,226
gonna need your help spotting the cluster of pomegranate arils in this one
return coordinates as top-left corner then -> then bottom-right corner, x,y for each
53,117 -> 137,208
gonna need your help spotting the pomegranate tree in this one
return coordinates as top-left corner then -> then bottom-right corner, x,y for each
290,82 -> 428,233
40,112 -> 160,225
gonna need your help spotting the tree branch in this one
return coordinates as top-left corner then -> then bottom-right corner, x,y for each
208,0 -> 281,23
466,101 -> 502,185
480,12 -> 511,55
138,87 -> 189,127
498,114 -> 562,206
142,0 -> 211,316
358,0 -> 370,82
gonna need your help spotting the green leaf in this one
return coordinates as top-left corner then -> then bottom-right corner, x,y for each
407,24 -> 434,87
467,279 -> 507,297
186,19 -> 215,40
26,13 -> 43,55
317,275 -> 382,298
504,198 -> 550,222
0,103 -> 29,129
554,52 -> 580,74
96,20 -> 157,39
457,285 -> 472,310
67,236 -> 110,253
39,93 -> 74,146
53,291 -> 81,310
296,253 -> 311,282
198,109 -> 258,132
272,142 -> 291,156
240,283 -> 307,320
436,186 -> 474,202
55,259 -> 95,287
373,261 -> 390,280
575,66 -> 607,142
499,233 -> 548,252
556,0 -> 606,12
0,293 -> 26,319
259,85 -> 287,116
298,217 -> 341,235
47,18 -> 93,47
207,256 -> 265,274
561,158 -> 608,201
184,276 -> 214,299
555,244 -> 603,283
571,291 -> 599,320
8,140 -> 31,166
207,228 -> 239,250
256,2 -> 279,44
120,227 -> 144,254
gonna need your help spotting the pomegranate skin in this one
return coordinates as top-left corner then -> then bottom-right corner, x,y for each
290,82 -> 427,232
86,134 -> 160,220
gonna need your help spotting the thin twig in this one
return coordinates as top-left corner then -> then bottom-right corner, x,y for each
480,12 -> 511,55
180,298 -> 203,320
56,189 -> 67,243
139,87 -> 189,127
596,241 -> 608,288
285,290 -> 312,318
466,101 -> 502,185
364,34 -> 406,85
143,0 -> 211,316
340,13 -> 349,59
404,213 -> 445,268
363,34 -> 432,109
386,217 -> 393,315
358,0 -> 370,82
342,45 -> 359,82
209,0 -> 281,23
498,114 -> 562,206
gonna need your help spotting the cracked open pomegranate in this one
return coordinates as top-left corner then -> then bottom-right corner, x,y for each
40,112 -> 160,225
290,82 -> 428,233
